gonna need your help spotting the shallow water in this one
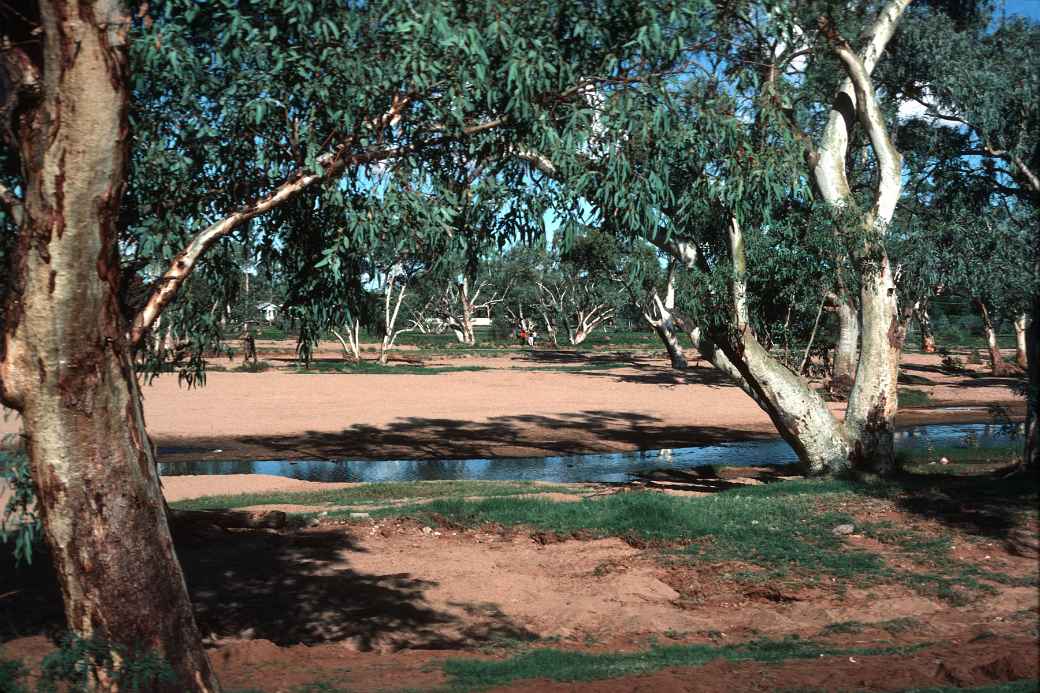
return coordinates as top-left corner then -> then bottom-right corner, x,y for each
158,422 -> 1021,484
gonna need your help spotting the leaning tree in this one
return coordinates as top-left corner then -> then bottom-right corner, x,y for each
0,0 -> 703,688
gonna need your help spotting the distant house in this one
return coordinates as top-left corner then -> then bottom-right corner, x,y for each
256,302 -> 281,323
471,317 -> 492,328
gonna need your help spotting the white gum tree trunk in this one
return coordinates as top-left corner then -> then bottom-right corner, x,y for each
644,269 -> 688,369
0,2 -> 219,688
974,299 -> 1009,376
1014,314 -> 1029,369
378,274 -> 411,365
821,1 -> 911,473
711,218 -> 851,474
331,318 -> 362,364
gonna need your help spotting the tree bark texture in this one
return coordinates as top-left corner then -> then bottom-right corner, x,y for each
1026,293 -> 1038,470
829,15 -> 908,474
0,2 -> 219,690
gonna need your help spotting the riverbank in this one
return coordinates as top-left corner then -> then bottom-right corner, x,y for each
1,350 -> 1016,464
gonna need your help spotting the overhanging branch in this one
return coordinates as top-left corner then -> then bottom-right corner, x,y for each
129,95 -> 413,346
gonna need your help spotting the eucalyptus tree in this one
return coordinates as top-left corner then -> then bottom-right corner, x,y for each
0,0 -> 701,687
546,0 -> 915,473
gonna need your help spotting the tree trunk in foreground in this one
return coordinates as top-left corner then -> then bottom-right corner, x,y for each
0,2 -> 219,690
844,256 -> 904,474
1014,314 -> 1028,370
713,329 -> 850,475
1026,294 -> 1039,471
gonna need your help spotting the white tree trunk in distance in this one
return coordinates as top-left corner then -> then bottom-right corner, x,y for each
644,270 -> 688,369
915,301 -> 937,353
378,274 -> 412,365
1014,314 -> 1029,369
331,319 -> 362,364
974,299 -> 1009,376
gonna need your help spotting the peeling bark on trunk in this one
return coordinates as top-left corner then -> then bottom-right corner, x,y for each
844,256 -> 904,473
712,329 -> 851,475
0,2 -> 219,689
1014,314 -> 1028,370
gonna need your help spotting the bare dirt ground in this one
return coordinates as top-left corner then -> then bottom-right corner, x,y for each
3,496 -> 1037,692
1,347 -> 1035,691
1,348 -> 1022,467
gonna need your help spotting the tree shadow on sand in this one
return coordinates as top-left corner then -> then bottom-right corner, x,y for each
1,526 -> 536,651
234,410 -> 777,462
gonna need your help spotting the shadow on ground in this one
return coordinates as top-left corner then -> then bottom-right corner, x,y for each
231,410 -> 776,462
1,527 -> 535,650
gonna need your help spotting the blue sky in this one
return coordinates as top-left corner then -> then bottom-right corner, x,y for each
1006,0 -> 1040,20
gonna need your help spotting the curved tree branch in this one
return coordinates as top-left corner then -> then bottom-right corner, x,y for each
129,95 -> 416,346
831,39 -> 903,228
812,0 -> 912,206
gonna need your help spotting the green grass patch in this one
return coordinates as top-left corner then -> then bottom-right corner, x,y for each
897,445 -> 1022,475
442,638 -> 927,690
363,481 -> 888,581
899,388 -> 934,407
819,620 -> 868,635
168,480 -> 584,511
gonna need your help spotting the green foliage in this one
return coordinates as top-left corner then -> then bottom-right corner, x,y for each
0,658 -> 29,693
169,480 -> 582,511
442,637 -> 926,689
367,484 -> 887,580
37,634 -> 176,693
0,451 -> 41,566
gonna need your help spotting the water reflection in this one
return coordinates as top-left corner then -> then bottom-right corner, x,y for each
159,422 -> 1020,485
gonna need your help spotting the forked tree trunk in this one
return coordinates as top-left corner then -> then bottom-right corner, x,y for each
331,320 -> 362,364
1014,314 -> 1029,370
974,299 -> 1009,376
0,2 -> 218,689
644,272 -> 688,370
709,218 -> 850,475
